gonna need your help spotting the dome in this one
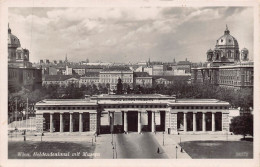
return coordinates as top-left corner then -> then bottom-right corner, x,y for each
207,49 -> 213,53
241,48 -> 249,54
8,25 -> 21,48
216,25 -> 239,48
16,47 -> 23,51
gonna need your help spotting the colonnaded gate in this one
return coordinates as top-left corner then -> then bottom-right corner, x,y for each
35,94 -> 230,134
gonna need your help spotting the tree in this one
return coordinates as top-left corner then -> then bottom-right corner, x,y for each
116,78 -> 123,94
230,115 -> 253,139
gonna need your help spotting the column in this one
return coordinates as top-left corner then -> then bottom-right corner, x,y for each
151,111 -> 155,133
35,113 -> 44,132
212,112 -> 215,132
50,113 -> 54,133
60,113 -> 63,132
138,112 -> 142,133
70,113 -> 73,132
79,113 -> 83,132
183,112 -> 187,132
90,113 -> 97,132
193,112 -> 196,132
110,111 -> 114,133
202,112 -> 206,132
124,111 -> 128,133
222,112 -> 229,132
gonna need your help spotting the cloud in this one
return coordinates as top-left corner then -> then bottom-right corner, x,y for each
8,7 -> 254,63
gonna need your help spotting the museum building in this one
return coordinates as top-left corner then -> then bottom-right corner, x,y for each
35,94 -> 230,135
191,26 -> 253,89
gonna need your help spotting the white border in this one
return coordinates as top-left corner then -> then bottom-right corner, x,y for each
0,0 -> 259,167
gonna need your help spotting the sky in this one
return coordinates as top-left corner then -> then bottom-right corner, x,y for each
8,7 -> 254,63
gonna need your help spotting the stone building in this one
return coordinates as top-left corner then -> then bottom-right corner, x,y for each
8,25 -> 42,92
79,72 -> 100,87
35,94 -> 230,134
99,69 -> 134,90
191,26 -> 253,89
42,75 -> 80,87
133,72 -> 153,88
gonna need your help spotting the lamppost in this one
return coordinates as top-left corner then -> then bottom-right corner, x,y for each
41,132 -> 44,142
163,132 -> 165,146
115,142 -> 117,159
175,146 -> 178,159
111,132 -> 113,145
112,145 -> 115,159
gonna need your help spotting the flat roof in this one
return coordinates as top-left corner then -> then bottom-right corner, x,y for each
91,94 -> 176,98
36,99 -> 97,106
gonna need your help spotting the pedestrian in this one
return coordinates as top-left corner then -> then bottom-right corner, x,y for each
157,147 -> 160,154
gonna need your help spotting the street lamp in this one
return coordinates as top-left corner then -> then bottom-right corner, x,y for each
115,142 -> 117,159
175,146 -> 178,159
111,132 -> 113,145
163,132 -> 165,146
112,146 -> 115,159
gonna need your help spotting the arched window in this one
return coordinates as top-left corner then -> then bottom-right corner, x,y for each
18,53 -> 21,59
216,53 -> 219,60
228,50 -> 231,58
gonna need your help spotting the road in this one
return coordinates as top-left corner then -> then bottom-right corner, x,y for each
113,132 -> 168,159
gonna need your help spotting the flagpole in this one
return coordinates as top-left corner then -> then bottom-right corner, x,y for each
26,98 -> 28,132
15,99 -> 17,129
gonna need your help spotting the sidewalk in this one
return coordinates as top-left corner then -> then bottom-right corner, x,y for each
94,134 -> 114,159
153,132 -> 191,159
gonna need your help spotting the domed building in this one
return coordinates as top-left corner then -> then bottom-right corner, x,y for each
206,25 -> 249,64
8,24 -> 42,93
8,24 -> 31,68
192,25 -> 253,94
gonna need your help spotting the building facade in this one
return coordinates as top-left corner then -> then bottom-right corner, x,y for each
99,71 -> 134,90
191,26 -> 253,89
8,25 -> 42,92
42,75 -> 80,87
79,72 -> 100,87
134,72 -> 153,88
35,94 -> 230,135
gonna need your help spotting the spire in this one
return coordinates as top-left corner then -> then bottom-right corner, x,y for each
224,24 -> 230,35
8,23 -> 11,34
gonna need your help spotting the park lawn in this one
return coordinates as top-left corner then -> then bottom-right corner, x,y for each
179,140 -> 253,159
9,141 -> 95,159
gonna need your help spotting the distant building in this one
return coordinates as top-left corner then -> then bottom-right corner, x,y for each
8,25 -> 32,68
42,75 -> 80,87
143,67 -> 153,75
152,65 -> 166,75
134,72 -> 153,88
153,75 -> 190,86
79,72 -> 100,87
71,65 -> 86,75
9,67 -> 42,92
171,58 -> 191,73
8,25 -> 42,92
191,26 -> 254,90
48,66 -> 58,75
65,66 -> 73,75
85,66 -> 104,72
100,69 -> 133,90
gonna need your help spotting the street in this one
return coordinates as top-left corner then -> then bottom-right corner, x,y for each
112,132 -> 168,159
